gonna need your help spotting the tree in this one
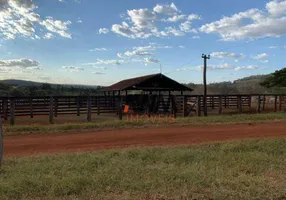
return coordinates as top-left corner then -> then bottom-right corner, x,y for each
260,68 -> 286,88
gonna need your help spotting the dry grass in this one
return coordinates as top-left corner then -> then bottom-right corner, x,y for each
1,139 -> 286,199
3,112 -> 286,135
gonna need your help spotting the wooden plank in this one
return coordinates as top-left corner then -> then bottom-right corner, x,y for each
196,96 -> 201,117
274,95 -> 278,112
238,95 -> 242,114
49,97 -> 54,124
218,96 -> 222,115
257,95 -> 261,113
279,96 -> 282,112
54,97 -> 58,117
30,97 -> 33,118
10,98 -> 15,126
97,96 -> 100,115
118,96 -> 123,120
76,96 -> 80,116
87,96 -> 91,122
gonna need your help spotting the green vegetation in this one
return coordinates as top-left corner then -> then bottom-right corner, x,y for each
0,81 -> 102,97
260,68 -> 286,88
4,112 -> 286,135
1,139 -> 286,199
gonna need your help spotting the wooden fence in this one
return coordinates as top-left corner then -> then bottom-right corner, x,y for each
0,94 -> 285,125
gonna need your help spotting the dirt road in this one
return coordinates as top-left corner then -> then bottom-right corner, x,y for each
4,122 -> 286,156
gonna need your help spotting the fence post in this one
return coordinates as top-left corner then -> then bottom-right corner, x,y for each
262,95 -> 266,111
29,97 -> 33,118
10,97 -> 15,126
182,96 -> 186,117
238,95 -> 242,114
257,95 -> 261,113
87,96 -> 91,122
118,96 -> 123,120
218,96 -> 222,115
54,97 -> 58,117
279,96 -> 282,112
196,96 -> 201,117
274,95 -> 278,112
3,99 -> 8,120
76,96 -> 80,116
49,97 -> 54,124
97,96 -> 100,115
0,119 -> 3,170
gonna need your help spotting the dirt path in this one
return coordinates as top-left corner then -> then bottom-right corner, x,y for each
4,122 -> 286,156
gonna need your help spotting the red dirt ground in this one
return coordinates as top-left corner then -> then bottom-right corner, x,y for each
4,122 -> 286,157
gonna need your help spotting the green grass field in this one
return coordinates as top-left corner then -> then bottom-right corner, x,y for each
1,139 -> 286,200
4,112 -> 286,135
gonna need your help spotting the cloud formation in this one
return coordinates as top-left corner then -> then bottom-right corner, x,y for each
0,0 -> 72,39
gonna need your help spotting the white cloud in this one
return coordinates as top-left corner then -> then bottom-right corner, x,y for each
93,66 -> 107,70
92,72 -> 105,75
252,53 -> 268,60
125,50 -> 153,57
200,1 -> 286,41
76,17 -> 82,23
192,35 -> 200,39
269,45 -> 286,49
86,59 -> 124,66
266,0 -> 286,16
0,58 -> 40,68
98,28 -> 109,34
144,57 -> 160,64
153,3 -> 179,16
90,48 -> 110,51
178,45 -> 185,48
43,32 -> 54,39
0,0 -> 72,39
40,16 -> 72,38
211,52 -> 245,59
62,66 -> 84,72
111,3 -> 200,39
234,65 -> 262,71
162,14 -> 186,22
177,63 -> 262,71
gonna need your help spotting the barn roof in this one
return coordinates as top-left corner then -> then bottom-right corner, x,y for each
103,73 -> 192,92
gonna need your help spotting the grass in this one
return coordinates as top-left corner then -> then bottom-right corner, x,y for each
3,112 -> 286,135
1,139 -> 286,199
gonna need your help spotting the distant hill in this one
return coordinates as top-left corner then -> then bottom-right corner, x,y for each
1,79 -> 99,88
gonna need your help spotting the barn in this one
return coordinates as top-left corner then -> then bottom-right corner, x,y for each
103,73 -> 192,115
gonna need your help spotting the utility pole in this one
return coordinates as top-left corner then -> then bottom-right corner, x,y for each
202,54 -> 210,117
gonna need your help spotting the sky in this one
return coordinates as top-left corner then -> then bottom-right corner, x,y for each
0,0 -> 286,86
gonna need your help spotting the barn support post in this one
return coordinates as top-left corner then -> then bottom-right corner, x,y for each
54,97 -> 58,117
196,96 -> 201,117
87,96 -> 92,122
279,96 -> 282,112
274,95 -> 278,112
262,95 -> 266,111
237,95 -> 242,114
49,97 -> 54,124
218,96 -> 222,115
3,99 -> 8,120
29,97 -> 33,118
182,95 -> 186,117
172,95 -> 177,118
147,94 -> 151,117
257,95 -> 261,113
248,95 -> 252,109
76,96 -> 80,116
118,96 -> 123,120
10,97 -> 15,126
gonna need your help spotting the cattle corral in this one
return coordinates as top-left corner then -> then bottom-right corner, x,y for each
0,94 -> 285,125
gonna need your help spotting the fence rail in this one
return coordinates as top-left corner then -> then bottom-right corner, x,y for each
0,94 -> 285,125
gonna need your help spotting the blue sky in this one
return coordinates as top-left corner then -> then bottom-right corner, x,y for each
0,0 -> 286,86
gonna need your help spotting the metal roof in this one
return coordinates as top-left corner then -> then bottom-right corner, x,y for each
103,73 -> 193,92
